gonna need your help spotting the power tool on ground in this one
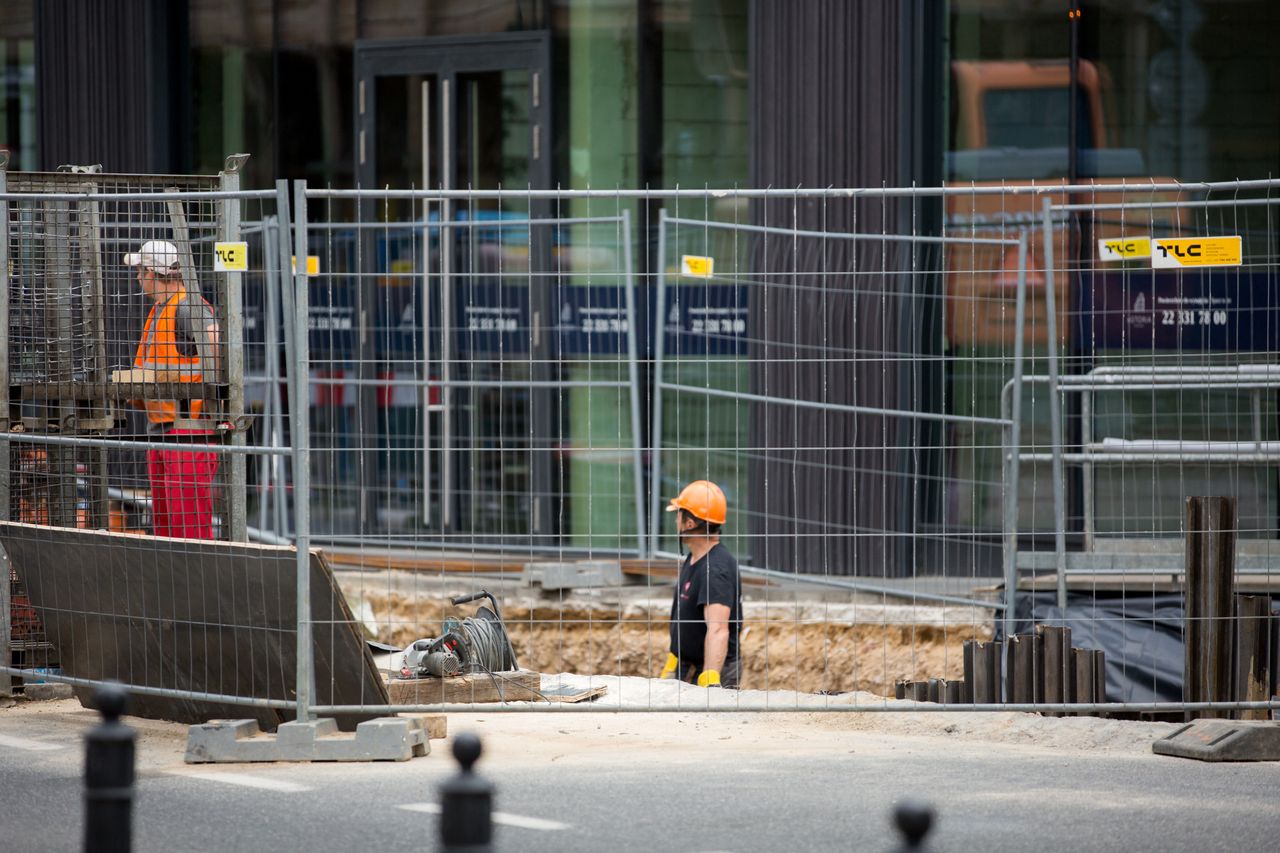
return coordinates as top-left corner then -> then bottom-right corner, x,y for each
398,590 -> 518,678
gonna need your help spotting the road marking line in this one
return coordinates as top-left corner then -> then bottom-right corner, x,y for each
397,803 -> 570,831
167,770 -> 311,792
493,811 -> 571,831
0,733 -> 65,751
398,804 -> 444,816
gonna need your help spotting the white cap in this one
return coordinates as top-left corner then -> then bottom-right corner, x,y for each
123,240 -> 181,274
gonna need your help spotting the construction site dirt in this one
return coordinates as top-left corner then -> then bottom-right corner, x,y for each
340,572 -> 994,697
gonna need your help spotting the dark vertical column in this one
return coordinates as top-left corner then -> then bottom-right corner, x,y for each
749,0 -> 929,578
1006,632 -> 1043,706
972,640 -> 1001,703
36,0 -> 187,172
527,34 -> 556,546
896,0 -> 947,568
1073,647 -> 1106,713
352,53 -> 381,535
1184,496 -> 1236,720
636,0 -> 663,194
1040,625 -> 1073,714
635,0 -> 663,512
961,638 -> 977,703
1233,594 -> 1271,721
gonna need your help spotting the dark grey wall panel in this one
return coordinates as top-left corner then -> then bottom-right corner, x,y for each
748,0 -> 941,578
35,0 -> 188,172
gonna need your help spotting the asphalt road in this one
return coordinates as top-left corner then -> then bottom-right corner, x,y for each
2,702 -> 1279,853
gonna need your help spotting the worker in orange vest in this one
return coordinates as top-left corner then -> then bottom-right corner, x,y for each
658,480 -> 743,688
124,241 -> 221,539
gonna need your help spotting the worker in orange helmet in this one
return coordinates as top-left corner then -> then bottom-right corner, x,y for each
658,479 -> 742,688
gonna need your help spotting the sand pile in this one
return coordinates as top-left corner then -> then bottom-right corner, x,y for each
362,593 -> 991,696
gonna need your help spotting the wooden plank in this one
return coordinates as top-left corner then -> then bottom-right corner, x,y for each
22,379 -> 221,401
387,670 -> 541,705
324,550 -> 526,574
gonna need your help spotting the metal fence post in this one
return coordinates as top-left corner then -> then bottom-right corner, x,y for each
0,545 -> 10,699
0,153 -> 8,698
288,180 -> 315,722
269,209 -> 296,540
83,683 -> 135,853
647,208 -> 670,555
220,155 -> 250,542
257,216 -> 276,536
1002,230 -> 1029,640
620,208 -> 648,556
1039,196 -> 1069,610
439,85 -> 455,532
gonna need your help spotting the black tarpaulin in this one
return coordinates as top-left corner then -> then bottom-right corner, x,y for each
1011,590 -> 1279,704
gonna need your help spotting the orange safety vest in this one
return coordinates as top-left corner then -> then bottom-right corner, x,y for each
133,290 -> 205,423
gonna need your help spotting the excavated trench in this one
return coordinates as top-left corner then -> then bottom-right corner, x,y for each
364,594 -> 992,696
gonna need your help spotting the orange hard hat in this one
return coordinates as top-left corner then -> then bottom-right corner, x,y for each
665,480 -> 727,525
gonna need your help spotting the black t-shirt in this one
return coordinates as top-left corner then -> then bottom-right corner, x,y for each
669,543 -> 742,666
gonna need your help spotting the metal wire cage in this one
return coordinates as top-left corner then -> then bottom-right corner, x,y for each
0,156 -> 243,533
1,155 -> 252,693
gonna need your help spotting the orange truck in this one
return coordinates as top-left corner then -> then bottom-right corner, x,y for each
945,59 -> 1181,348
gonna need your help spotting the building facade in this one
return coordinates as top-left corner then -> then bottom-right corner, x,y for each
4,1 -> 1278,573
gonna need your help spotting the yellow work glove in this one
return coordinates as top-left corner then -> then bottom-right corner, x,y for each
659,653 -> 679,679
696,670 -> 721,688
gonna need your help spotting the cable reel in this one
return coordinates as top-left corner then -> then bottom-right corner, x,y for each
400,590 -> 518,678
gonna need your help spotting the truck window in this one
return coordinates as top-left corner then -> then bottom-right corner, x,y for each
982,87 -> 1094,151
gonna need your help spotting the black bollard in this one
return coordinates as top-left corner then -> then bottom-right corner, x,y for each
891,799 -> 935,851
84,683 -> 135,853
440,733 -> 493,853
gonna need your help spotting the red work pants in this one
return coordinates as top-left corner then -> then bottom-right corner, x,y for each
147,428 -> 218,539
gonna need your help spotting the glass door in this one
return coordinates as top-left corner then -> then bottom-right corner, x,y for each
354,33 -> 554,547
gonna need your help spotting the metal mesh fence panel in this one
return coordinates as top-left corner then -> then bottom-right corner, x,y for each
1001,184 -> 1280,714
4,177 -> 1277,719
301,184 -> 1277,718
0,164 -> 323,717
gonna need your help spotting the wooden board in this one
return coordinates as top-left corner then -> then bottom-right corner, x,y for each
388,670 -> 541,705
324,550 -> 527,574
0,522 -> 389,731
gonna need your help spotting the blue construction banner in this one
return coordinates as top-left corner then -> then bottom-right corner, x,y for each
1089,269 -> 1280,352
377,280 -> 649,358
557,285 -> 636,356
377,280 -> 431,360
244,277 -> 751,363
307,280 -> 360,359
239,278 -> 359,361
662,283 -> 751,356
452,282 -> 531,355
